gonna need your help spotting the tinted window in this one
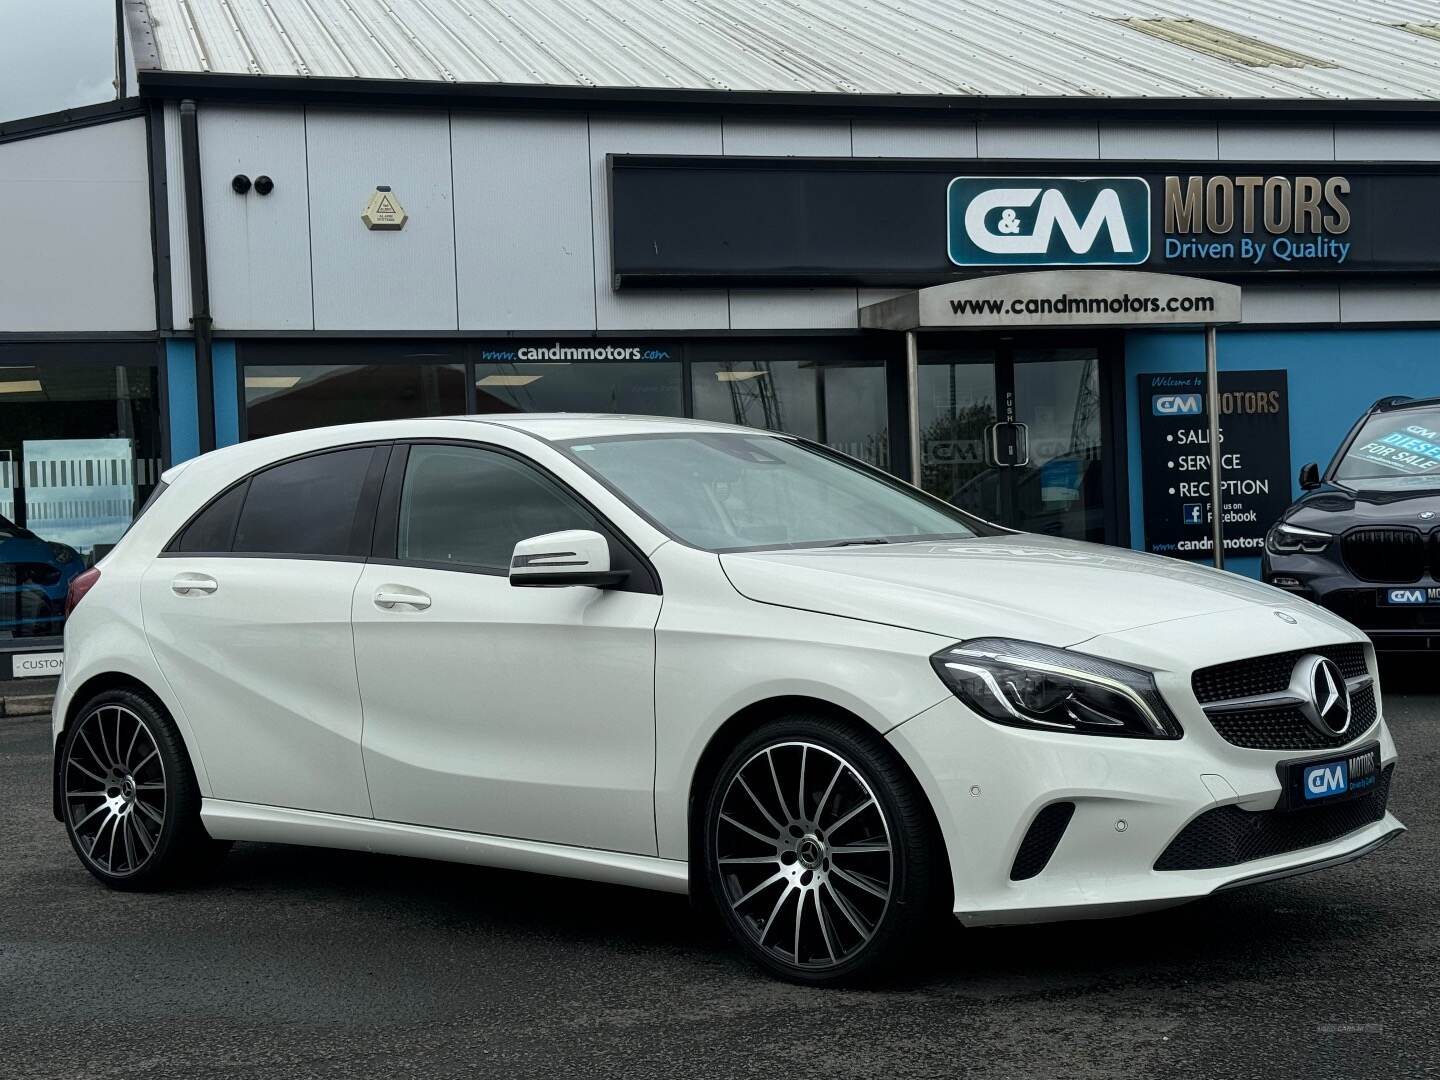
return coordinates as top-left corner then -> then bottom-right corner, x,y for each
233,447 -> 377,556
174,482 -> 246,553
398,445 -> 597,571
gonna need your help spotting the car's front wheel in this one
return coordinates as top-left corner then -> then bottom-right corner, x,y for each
59,688 -> 227,890
702,714 -> 944,984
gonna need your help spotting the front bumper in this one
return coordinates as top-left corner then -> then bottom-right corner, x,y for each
1263,551 -> 1440,650
886,663 -> 1403,927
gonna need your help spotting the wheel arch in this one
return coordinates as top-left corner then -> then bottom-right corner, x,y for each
53,672 -> 183,822
685,694 -> 953,909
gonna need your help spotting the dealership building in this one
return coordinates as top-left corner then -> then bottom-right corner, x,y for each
4,0 -> 1440,670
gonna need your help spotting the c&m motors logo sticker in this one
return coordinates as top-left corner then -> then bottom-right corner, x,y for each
947,177 -> 1152,267
1152,393 -> 1203,416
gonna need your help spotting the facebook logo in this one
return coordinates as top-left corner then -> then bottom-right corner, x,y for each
1182,503 -> 1205,526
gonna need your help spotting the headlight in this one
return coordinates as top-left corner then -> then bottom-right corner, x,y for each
46,542 -> 76,564
1265,522 -> 1331,555
930,638 -> 1182,739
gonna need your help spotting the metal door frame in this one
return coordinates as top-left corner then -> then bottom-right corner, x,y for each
892,328 -> 1129,548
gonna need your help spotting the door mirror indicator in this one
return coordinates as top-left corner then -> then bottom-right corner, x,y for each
509,530 -> 629,589
1298,462 -> 1321,490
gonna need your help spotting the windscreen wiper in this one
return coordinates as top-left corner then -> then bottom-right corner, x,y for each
824,538 -> 892,547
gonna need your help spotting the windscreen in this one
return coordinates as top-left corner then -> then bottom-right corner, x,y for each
563,432 -> 990,552
1335,406 -> 1440,489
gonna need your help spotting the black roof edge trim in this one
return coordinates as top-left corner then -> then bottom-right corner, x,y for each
0,98 -> 147,145
135,71 -> 1440,122
1375,394 -> 1440,412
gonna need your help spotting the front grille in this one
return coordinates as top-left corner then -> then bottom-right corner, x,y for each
1342,527 -> 1427,583
1155,765 -> 1393,871
1192,644 -> 1367,704
1205,687 -> 1378,751
1192,644 -> 1375,751
1010,802 -> 1075,881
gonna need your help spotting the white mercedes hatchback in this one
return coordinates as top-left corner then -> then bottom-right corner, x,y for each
53,415 -> 1404,983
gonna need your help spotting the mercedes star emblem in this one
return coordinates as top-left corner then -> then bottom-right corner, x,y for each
1275,611 -> 1298,624
1289,654 -> 1352,737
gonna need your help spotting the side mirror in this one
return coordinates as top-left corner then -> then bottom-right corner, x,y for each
1298,462 -> 1321,490
509,529 -> 629,588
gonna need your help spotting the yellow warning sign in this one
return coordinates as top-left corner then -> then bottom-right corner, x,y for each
361,187 -> 408,231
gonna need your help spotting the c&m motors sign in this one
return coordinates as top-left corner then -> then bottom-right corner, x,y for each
946,178 -> 1151,267
608,156 -> 1440,286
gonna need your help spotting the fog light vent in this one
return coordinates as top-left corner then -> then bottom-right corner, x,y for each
1010,802 -> 1076,881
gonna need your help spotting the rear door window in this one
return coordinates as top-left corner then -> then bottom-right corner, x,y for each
173,482 -> 246,553
233,447 -> 381,557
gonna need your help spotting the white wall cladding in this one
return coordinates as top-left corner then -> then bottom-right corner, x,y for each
850,121 -> 977,158
1239,285 -> 1341,325
1099,124 -> 1218,160
192,107 -> 1440,333
200,105 -> 313,330
1217,125 -> 1335,161
305,109 -> 457,331
1333,124 -> 1440,160
453,114 -> 595,332
976,122 -> 1100,159
0,118 -> 155,332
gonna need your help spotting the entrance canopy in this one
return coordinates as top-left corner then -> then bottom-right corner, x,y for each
860,270 -> 1242,332
866,269 -> 1243,570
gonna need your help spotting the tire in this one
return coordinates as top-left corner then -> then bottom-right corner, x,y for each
701,713 -> 944,985
59,687 -> 229,891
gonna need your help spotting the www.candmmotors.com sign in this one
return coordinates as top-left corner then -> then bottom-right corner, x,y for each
608,157 -> 1440,286
947,177 -> 1151,267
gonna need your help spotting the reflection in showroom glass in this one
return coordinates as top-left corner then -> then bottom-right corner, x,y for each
0,357 -> 161,639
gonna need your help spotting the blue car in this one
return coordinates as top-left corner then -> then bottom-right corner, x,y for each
0,514 -> 83,637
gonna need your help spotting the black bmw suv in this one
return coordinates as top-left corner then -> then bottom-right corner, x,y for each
1263,395 -> 1440,651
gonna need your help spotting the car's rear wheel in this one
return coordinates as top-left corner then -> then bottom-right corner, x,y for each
60,688 -> 227,890
702,714 -> 943,985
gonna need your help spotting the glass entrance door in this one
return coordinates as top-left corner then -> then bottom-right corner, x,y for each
919,342 -> 1110,543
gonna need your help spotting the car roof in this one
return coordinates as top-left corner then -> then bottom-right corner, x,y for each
160,413 -> 773,483
1374,395 -> 1440,414
461,413 -> 763,442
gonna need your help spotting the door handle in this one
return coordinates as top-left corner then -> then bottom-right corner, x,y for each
171,573 -> 218,596
374,586 -> 431,611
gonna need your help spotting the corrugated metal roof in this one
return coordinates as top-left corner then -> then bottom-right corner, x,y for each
135,0 -> 1440,99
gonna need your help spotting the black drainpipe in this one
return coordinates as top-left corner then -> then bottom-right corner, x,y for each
178,99 -> 216,453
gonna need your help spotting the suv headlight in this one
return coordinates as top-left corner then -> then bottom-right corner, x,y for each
1266,522 -> 1332,555
930,638 -> 1182,739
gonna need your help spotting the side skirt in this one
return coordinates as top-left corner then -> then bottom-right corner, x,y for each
201,799 -> 690,895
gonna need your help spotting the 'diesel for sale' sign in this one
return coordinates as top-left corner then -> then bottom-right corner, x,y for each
1138,370 -> 1292,561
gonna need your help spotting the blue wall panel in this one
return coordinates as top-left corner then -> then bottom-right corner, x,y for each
1125,328 -> 1440,578
212,339 -> 240,448
165,339 -> 199,464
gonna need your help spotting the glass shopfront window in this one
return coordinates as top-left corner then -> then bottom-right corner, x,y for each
0,347 -> 162,640
244,348 -> 468,440
240,342 -> 885,471
473,358 -> 683,416
689,345 -> 889,469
